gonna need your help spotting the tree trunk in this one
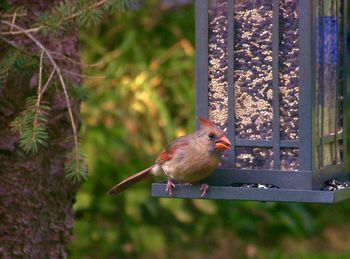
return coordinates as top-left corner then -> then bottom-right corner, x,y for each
0,2 -> 81,258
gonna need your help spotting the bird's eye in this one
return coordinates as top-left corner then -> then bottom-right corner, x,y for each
208,133 -> 215,140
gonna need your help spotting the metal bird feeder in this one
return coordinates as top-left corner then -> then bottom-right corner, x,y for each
152,0 -> 349,203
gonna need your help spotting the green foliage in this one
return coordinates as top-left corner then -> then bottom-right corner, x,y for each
66,146 -> 88,182
31,0 -> 135,35
0,43 -> 39,89
70,84 -> 90,101
103,0 -> 135,13
77,9 -> 103,27
37,13 -> 65,36
0,0 -> 10,11
71,2 -> 197,257
11,96 -> 50,154
1,0 -> 134,49
0,47 -> 35,79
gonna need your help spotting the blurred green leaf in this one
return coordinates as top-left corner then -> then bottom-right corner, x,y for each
70,85 -> 89,100
0,0 -> 9,11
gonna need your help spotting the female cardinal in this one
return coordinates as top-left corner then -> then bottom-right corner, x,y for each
108,117 -> 231,197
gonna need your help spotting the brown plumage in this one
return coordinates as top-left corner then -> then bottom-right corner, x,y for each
108,117 -> 231,196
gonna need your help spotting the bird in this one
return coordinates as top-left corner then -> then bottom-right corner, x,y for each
108,116 -> 231,197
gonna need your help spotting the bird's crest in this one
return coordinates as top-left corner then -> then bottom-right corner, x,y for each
198,116 -> 216,129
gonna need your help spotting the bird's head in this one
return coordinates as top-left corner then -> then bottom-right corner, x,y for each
197,116 -> 232,154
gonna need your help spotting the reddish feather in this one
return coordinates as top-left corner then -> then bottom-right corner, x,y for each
156,136 -> 189,163
107,166 -> 154,195
157,150 -> 170,163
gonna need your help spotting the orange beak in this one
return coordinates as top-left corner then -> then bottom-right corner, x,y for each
215,136 -> 231,151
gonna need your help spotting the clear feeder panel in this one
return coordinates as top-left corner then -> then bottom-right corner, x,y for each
279,0 -> 300,171
315,0 -> 343,168
235,147 -> 274,169
208,0 -> 228,129
208,0 -> 230,167
233,1 -> 273,141
280,148 -> 299,171
323,0 -> 337,166
279,0 -> 299,141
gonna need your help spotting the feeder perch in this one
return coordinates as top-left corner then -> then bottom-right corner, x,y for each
152,0 -> 349,203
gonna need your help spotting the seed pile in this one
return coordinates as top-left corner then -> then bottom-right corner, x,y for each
232,183 -> 278,189
278,0 -> 300,170
280,148 -> 299,171
208,0 -> 228,129
279,0 -> 299,140
322,179 -> 349,191
235,147 -> 274,169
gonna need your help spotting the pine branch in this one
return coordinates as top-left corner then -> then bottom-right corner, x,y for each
0,0 -> 134,35
0,35 -> 102,75
2,20 -> 87,181
11,51 -> 48,154
61,68 -> 105,79
65,145 -> 88,183
0,46 -> 34,82
10,116 -> 24,135
40,68 -> 56,96
11,96 -> 50,154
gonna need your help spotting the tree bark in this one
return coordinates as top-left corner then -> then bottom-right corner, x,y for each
0,1 -> 81,258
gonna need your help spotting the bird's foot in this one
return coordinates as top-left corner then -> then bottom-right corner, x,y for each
200,183 -> 209,197
165,177 -> 176,196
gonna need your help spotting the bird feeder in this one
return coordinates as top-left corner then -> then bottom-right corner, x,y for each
152,0 -> 349,203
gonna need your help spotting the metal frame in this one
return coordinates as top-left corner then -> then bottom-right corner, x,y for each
319,0 -> 325,168
152,183 -> 350,203
152,0 -> 348,203
195,0 -> 208,125
272,0 -> 281,170
299,0 -> 313,171
342,0 -> 347,168
227,0 -> 235,165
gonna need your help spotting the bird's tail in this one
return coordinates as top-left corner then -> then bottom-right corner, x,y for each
107,165 -> 154,195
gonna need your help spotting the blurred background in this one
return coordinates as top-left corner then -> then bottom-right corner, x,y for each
70,1 -> 350,258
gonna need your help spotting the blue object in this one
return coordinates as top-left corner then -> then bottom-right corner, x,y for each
316,16 -> 338,65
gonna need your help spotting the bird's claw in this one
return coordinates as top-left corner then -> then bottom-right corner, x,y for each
200,183 -> 209,197
165,177 -> 175,196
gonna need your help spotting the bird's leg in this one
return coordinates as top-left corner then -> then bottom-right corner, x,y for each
165,177 -> 176,196
200,183 -> 209,197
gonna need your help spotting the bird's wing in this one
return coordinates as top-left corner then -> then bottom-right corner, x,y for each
156,135 -> 189,164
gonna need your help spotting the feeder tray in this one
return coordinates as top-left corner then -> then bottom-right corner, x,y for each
152,182 -> 350,204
